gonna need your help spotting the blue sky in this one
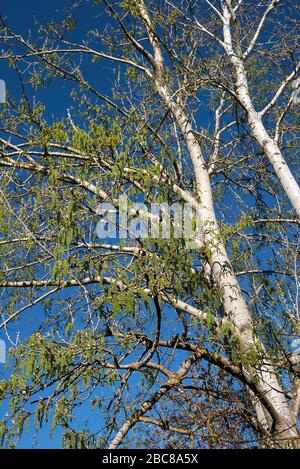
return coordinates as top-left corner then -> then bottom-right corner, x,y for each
0,0 -> 114,119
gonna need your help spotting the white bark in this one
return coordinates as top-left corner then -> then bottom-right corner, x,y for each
162,89 -> 298,445
135,0 -> 299,447
222,2 -> 300,218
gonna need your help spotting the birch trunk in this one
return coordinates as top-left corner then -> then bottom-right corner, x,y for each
137,0 -> 299,444
158,81 -> 298,446
160,82 -> 298,446
222,2 -> 300,218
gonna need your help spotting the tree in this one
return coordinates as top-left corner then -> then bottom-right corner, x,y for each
0,0 -> 299,449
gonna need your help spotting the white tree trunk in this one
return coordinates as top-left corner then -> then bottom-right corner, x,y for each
157,80 -> 298,447
131,1 -> 300,447
222,3 -> 300,218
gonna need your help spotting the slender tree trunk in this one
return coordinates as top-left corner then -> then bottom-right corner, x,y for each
164,90 -> 298,447
151,35 -> 299,450
222,2 -> 300,218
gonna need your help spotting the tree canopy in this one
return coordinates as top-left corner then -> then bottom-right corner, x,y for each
0,0 -> 299,449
